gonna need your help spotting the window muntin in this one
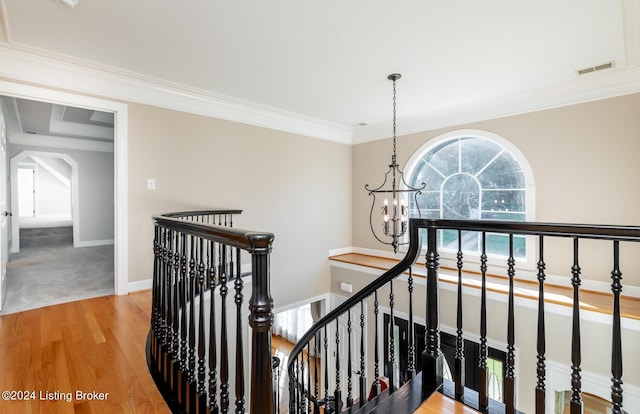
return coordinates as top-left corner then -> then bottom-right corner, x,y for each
407,133 -> 531,260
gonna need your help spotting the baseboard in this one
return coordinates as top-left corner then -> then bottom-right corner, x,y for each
128,279 -> 152,293
74,239 -> 114,248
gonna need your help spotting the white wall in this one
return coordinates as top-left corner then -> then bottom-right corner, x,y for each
127,102 -> 353,306
9,144 -> 114,245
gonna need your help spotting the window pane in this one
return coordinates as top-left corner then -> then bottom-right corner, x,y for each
416,191 -> 440,210
477,152 -> 525,189
461,138 -> 501,175
409,160 -> 444,192
442,174 -> 480,220
481,190 -> 525,214
424,139 -> 459,177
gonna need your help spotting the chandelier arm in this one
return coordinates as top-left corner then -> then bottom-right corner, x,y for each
364,167 -> 394,194
412,191 -> 423,219
367,192 -> 394,246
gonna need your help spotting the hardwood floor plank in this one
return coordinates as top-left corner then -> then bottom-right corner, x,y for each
414,392 -> 480,414
0,291 -> 169,414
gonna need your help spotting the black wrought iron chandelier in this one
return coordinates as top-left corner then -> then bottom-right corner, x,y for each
365,74 -> 425,253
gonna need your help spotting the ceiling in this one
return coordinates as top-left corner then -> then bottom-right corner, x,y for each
0,96 -> 114,143
1,0 -> 639,143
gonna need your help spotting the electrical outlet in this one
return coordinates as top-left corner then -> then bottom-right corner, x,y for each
147,178 -> 156,190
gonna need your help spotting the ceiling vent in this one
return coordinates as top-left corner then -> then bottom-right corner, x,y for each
577,61 -> 615,75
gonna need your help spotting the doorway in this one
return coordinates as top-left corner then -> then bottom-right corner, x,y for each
0,80 -> 129,313
10,151 -> 79,252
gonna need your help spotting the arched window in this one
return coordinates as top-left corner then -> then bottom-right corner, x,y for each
406,130 -> 535,260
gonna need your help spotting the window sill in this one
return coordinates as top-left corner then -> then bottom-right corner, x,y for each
329,252 -> 640,323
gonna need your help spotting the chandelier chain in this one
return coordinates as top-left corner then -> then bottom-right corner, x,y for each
392,77 -> 397,164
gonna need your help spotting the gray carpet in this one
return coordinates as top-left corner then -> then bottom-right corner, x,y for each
0,244 -> 114,315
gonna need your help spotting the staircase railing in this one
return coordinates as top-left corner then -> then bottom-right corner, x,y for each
287,218 -> 639,414
146,209 -> 276,414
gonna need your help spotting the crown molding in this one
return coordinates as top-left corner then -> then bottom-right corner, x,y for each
353,66 -> 640,144
3,44 -> 639,147
0,45 -> 353,144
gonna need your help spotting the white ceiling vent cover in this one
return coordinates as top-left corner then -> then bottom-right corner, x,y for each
577,61 -> 615,75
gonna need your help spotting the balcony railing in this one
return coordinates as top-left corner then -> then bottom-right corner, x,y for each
287,218 -> 639,414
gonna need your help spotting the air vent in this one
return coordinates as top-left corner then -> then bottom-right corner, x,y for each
577,61 -> 615,75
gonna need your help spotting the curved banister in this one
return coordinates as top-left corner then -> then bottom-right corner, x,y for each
160,209 -> 243,218
153,213 -> 274,251
287,219 -> 423,379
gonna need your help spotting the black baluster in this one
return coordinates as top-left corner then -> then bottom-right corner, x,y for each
159,228 -> 168,353
570,238 -> 582,414
288,365 -> 296,414
347,310 -> 353,408
208,241 -> 219,414
220,246 -> 230,414
180,233 -> 188,374
334,319 -> 342,412
297,355 -> 303,413
151,225 -> 160,359
166,230 -> 176,360
478,232 -> 489,411
196,238 -> 208,412
234,249 -> 245,414
373,290 -> 380,397
188,236 -> 197,385
306,342 -> 312,414
314,333 -> 320,414
611,240 -> 624,413
171,231 -> 181,378
324,326 -> 330,413
186,236 -> 198,412
161,229 -> 169,349
423,225 -> 443,394
455,230 -> 465,400
536,236 -> 546,414
407,268 -> 416,380
178,233 -> 189,406
359,300 -> 367,408
505,234 -> 516,413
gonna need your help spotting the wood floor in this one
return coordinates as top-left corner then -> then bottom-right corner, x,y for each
0,290 -> 169,414
414,393 -> 480,414
0,290 -> 478,414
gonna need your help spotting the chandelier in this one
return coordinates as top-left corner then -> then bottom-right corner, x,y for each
365,74 -> 425,253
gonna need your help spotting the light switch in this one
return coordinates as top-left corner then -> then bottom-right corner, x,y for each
147,178 -> 156,190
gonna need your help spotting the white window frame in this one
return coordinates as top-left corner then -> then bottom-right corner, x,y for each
17,163 -> 38,219
404,129 -> 536,271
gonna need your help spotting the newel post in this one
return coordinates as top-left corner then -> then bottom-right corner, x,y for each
248,233 -> 275,413
422,224 -> 444,395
